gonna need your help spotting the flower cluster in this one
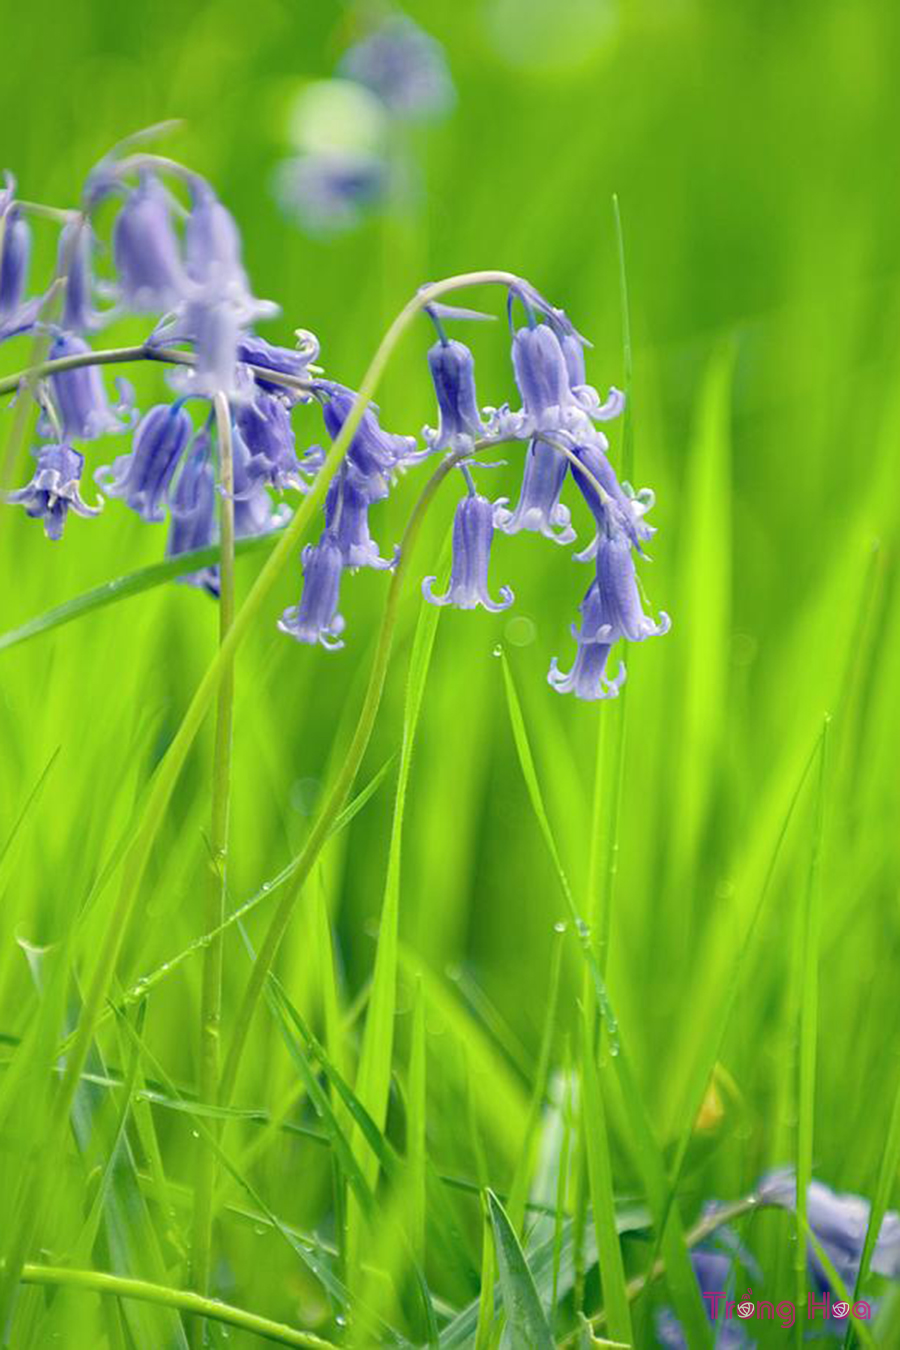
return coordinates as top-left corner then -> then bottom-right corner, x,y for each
657,1172 -> 900,1346
1,137 -> 669,701
274,9 -> 454,235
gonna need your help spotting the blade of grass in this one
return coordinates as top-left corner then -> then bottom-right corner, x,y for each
348,566 -> 444,1273
0,528 -> 284,655
499,650 -> 711,1348
795,717 -> 830,1347
487,1189 -> 555,1350
408,975 -> 427,1264
506,923 -> 565,1235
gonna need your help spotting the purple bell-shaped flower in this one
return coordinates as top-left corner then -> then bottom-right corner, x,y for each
278,534 -> 346,650
6,443 -> 101,540
97,402 -> 193,522
423,491 -> 513,612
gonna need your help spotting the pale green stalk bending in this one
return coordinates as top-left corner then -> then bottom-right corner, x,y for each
190,393 -> 236,1325
18,1264 -> 336,1349
218,440 -> 469,1110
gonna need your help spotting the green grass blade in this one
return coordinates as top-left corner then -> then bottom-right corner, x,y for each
408,975 -> 427,1263
795,717 -> 830,1345
506,922 -> 565,1235
487,1189 -> 555,1350
0,529 -> 283,655
499,651 -> 710,1348
349,579 -> 443,1265
580,1007 -> 633,1347
474,1192 -> 495,1350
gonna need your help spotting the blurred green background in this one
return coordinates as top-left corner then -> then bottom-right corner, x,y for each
1,0 -> 899,1344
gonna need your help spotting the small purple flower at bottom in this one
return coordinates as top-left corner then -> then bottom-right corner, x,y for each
495,437 -> 575,545
97,402 -> 193,522
166,434 -> 220,598
278,534 -> 345,650
423,491 -> 513,613
656,1248 -> 754,1350
7,443 -> 101,540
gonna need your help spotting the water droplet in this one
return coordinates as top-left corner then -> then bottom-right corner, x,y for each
505,615 -> 536,647
554,920 -> 567,934
492,642 -> 503,657
261,881 -> 272,892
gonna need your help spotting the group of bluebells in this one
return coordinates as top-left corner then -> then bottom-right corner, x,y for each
274,9 -> 454,235
0,135 -> 669,701
657,1170 -> 900,1346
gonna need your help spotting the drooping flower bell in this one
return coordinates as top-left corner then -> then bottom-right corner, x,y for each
423,490 -> 513,612
512,324 -> 573,433
230,428 -> 292,539
238,332 -> 319,401
325,463 -> 396,570
571,436 -> 655,557
6,443 -> 101,540
97,402 -> 193,522
166,433 -> 220,597
56,215 -> 102,333
47,333 -> 132,441
234,392 -> 307,491
424,339 -> 484,451
495,437 -> 575,545
548,525 -> 669,700
112,174 -> 187,312
656,1245 -> 755,1349
278,534 -> 346,649
185,181 -> 246,290
322,384 -> 416,481
0,203 -> 30,321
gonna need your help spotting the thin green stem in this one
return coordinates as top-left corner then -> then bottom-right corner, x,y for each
189,393 -> 236,1327
44,270 -> 520,1268
18,1263 -> 336,1349
218,444 -> 464,1109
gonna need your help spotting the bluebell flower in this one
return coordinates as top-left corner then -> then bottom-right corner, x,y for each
47,333 -> 133,441
234,392 -> 308,491
0,203 -> 30,321
571,436 -> 655,557
512,324 -> 573,432
56,215 -> 103,333
230,427 -> 292,539
495,437 -> 575,545
237,332 -> 320,400
112,174 -> 187,312
97,402 -> 193,522
423,491 -> 513,612
424,339 -> 484,451
185,181 -> 245,290
278,534 -> 346,649
548,527 -> 669,700
322,384 -> 417,480
759,1168 -> 900,1293
273,153 -> 388,237
166,433 -> 220,597
325,463 -> 397,570
6,443 -> 101,540
339,16 -> 455,121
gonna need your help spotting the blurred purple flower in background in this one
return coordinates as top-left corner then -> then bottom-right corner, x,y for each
274,9 -> 455,236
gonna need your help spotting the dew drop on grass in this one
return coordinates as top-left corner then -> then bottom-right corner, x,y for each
554,920 -> 567,933
492,642 -> 503,657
